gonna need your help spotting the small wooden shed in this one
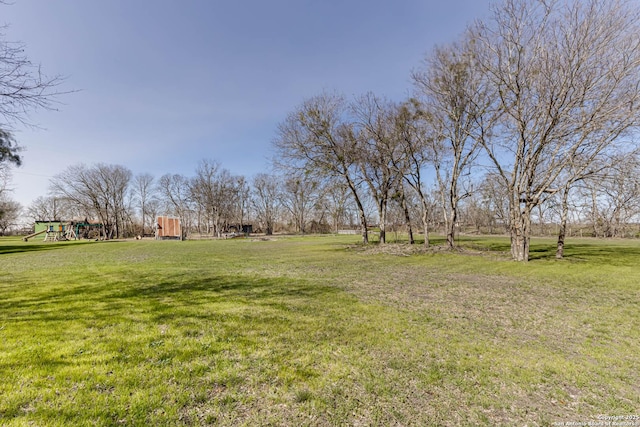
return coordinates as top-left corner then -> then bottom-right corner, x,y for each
155,216 -> 182,240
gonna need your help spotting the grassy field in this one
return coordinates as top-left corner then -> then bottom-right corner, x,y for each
0,234 -> 639,426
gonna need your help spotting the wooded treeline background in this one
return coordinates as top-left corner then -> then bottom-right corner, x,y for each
2,0 -> 640,262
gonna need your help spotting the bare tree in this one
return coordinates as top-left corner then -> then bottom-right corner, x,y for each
273,92 -> 371,243
190,159 -> 222,236
392,182 -> 416,244
157,173 -> 193,239
351,93 -> 405,244
583,152 -> 640,238
0,196 -> 20,235
0,24 -> 65,128
479,172 -> 510,233
26,195 -> 77,222
190,161 -> 245,237
233,175 -> 251,232
413,37 -> 492,249
251,173 -> 282,235
472,0 -> 640,260
1,12 -> 67,166
132,173 -> 157,236
553,153 -> 614,257
214,169 -> 244,234
50,164 -> 132,239
321,179 -> 354,234
26,196 -> 54,222
394,100 -> 437,247
280,173 -> 321,234
97,164 -> 132,238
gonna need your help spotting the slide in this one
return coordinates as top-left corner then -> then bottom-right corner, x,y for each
22,229 -> 47,242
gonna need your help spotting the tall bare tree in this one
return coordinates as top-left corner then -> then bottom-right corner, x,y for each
214,169 -> 244,234
553,153 -> 614,258
472,0 -> 640,261
392,182 -> 416,244
273,92 -> 371,243
251,173 -> 282,235
233,175 -> 251,232
394,100 -> 437,247
413,37 -> 492,249
190,159 -> 222,236
351,93 -> 405,244
132,173 -> 157,236
190,160 -> 245,237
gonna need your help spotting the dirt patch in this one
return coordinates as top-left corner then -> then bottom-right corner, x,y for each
347,243 -> 511,260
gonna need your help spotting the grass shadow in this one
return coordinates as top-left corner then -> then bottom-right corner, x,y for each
558,242 -> 640,266
449,236 -> 640,264
1,270 -> 342,326
0,240 -> 93,255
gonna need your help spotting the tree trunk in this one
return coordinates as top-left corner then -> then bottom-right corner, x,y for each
441,197 -> 449,241
446,206 -> 457,249
346,177 -> 369,244
556,187 -> 570,259
141,200 -> 146,236
537,205 -> 545,236
446,183 -> 458,249
400,192 -> 415,244
510,201 -> 532,262
419,195 -> 430,248
378,199 -> 387,244
357,203 -> 369,244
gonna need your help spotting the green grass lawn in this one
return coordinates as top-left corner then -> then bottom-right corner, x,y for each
1,234 -> 639,426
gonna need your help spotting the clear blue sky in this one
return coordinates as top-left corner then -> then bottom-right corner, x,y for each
3,0 -> 492,209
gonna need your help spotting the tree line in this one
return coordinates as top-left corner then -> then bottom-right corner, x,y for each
3,0 -> 640,262
20,161 -> 361,240
10,139 -> 639,253
273,0 -> 640,261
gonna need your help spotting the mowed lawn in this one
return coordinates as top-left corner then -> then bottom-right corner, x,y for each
0,235 -> 639,426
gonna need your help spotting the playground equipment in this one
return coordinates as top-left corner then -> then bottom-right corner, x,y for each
22,229 -> 47,242
43,224 -> 77,242
24,220 -> 94,242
